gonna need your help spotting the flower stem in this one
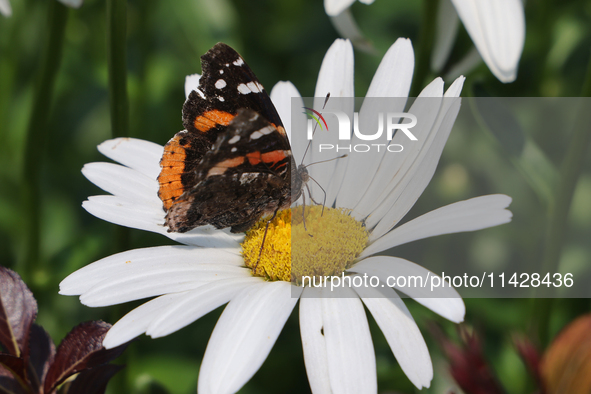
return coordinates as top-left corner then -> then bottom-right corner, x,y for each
533,53 -> 591,345
411,0 -> 438,97
107,0 -> 129,139
106,0 -> 132,255
19,1 -> 68,283
106,3 -> 132,392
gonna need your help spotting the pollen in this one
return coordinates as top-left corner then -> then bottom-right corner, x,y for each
242,209 -> 292,281
241,206 -> 368,284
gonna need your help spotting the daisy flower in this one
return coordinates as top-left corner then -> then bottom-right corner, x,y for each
325,0 -> 525,83
60,38 -> 512,393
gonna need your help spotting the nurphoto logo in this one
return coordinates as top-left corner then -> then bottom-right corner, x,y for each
303,107 -> 418,153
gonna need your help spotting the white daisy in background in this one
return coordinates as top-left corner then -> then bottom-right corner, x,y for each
0,0 -> 83,17
0,0 -> 12,16
325,0 -> 525,83
60,38 -> 512,393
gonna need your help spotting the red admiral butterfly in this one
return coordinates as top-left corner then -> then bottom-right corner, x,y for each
158,43 -> 308,233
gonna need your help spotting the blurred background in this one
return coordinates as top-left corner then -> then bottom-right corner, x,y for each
1,0 -> 591,392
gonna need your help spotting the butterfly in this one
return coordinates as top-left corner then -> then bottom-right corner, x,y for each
158,43 -> 308,233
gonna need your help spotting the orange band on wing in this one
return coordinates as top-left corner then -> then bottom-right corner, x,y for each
246,152 -> 261,165
207,156 -> 245,176
158,135 -> 187,210
261,150 -> 288,164
194,109 -> 235,132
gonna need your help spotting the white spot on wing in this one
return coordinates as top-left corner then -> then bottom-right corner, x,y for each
237,81 -> 264,95
228,135 -> 240,144
233,58 -> 244,66
219,69 -> 224,74
249,126 -> 274,140
217,96 -> 225,102
237,83 -> 251,94
215,79 -> 227,89
260,126 -> 274,135
247,81 -> 263,92
231,147 -> 237,152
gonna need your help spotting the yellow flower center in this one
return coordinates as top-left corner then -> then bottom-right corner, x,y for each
241,206 -> 368,284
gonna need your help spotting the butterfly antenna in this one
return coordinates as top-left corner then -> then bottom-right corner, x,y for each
300,92 -> 331,167
301,154 -> 348,169
298,93 -> 332,228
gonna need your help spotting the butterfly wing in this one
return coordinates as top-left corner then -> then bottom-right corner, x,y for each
158,43 -> 289,213
165,108 -> 295,233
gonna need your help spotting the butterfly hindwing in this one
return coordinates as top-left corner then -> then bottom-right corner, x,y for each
165,108 -> 295,233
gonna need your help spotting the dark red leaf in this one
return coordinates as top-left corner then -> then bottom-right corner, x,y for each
26,324 -> 55,392
0,267 -> 37,357
44,321 -> 127,394
65,364 -> 123,394
0,364 -> 27,394
514,335 -> 542,390
431,324 -> 506,394
0,354 -> 26,384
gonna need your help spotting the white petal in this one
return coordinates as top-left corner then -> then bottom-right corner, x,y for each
444,75 -> 466,97
357,285 -> 432,389
431,0 -> 460,72
364,194 -> 512,257
324,0 -> 356,17
329,9 -> 376,54
168,226 -> 244,248
198,282 -> 301,394
83,195 -> 163,232
82,162 -> 160,206
104,277 -> 259,348
103,291 -> 189,348
313,38 -> 355,106
310,39 -> 355,206
368,77 -> 465,238
300,290 -> 332,394
59,245 -> 243,295
0,0 -> 12,17
79,263 -> 250,307
58,0 -> 83,7
146,277 -> 261,338
82,196 -> 242,248
324,0 -> 375,16
355,77 -> 444,226
185,73 -> 202,99
336,38 -> 415,211
97,138 -> 163,180
322,289 -> 377,394
269,81 -> 306,157
348,76 -> 443,220
348,256 -> 465,323
451,0 -> 525,82
365,38 -> 414,99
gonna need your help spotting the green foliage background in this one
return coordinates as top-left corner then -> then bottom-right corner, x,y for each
1,0 -> 591,392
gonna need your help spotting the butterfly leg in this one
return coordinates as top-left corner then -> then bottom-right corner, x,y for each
253,207 -> 280,274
